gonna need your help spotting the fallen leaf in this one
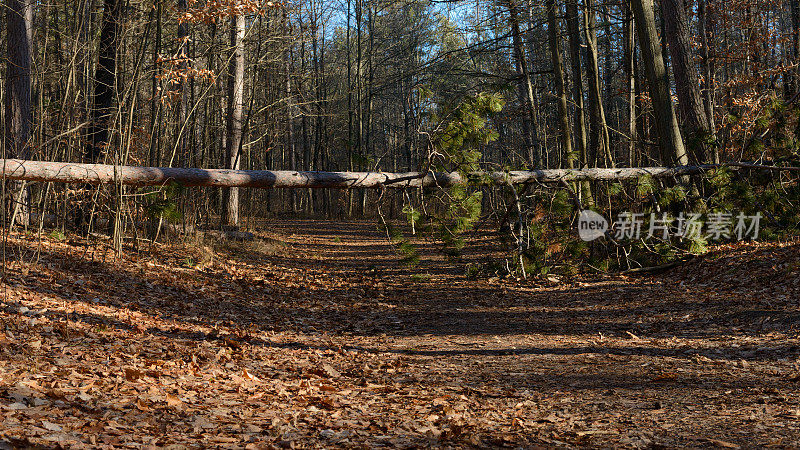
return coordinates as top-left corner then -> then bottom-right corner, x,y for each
136,398 -> 150,411
242,368 -> 261,382
42,421 -> 63,432
784,372 -> 800,382
705,438 -> 741,449
165,393 -> 183,408
193,416 -> 215,431
124,368 -> 145,382
651,372 -> 678,383
321,364 -> 341,379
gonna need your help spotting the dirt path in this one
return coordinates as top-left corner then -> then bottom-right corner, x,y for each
1,220 -> 799,448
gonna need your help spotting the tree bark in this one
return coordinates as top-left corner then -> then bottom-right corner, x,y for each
87,0 -> 123,161
5,0 -> 33,226
791,0 -> 799,95
583,0 -> 614,168
546,0 -> 574,170
565,0 -> 593,204
506,0 -> 542,167
624,0 -> 637,166
662,0 -> 712,163
0,160 -> 792,188
630,0 -> 689,165
222,13 -> 245,228
697,0 -> 718,163
148,1 -> 162,167
176,0 -> 189,166
285,13 -> 297,213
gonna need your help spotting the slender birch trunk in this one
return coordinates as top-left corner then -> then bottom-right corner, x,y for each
223,13 -> 245,227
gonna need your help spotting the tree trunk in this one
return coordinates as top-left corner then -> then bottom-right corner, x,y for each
546,0 -> 574,170
583,0 -> 614,168
176,0 -> 189,166
506,0 -> 542,168
353,0 -> 364,216
148,1 -> 162,167
5,0 -> 33,227
223,13 -> 245,228
697,0 -> 718,163
285,20 -> 297,214
624,0 -> 637,166
0,159 -> 790,187
791,0 -> 799,95
87,0 -> 122,161
565,0 -> 593,204
662,0 -> 711,163
346,0 -> 354,217
630,0 -> 689,165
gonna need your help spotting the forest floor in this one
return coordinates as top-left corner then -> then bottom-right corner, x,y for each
0,219 -> 799,448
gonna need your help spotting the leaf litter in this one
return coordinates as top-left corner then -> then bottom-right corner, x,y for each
0,220 -> 798,447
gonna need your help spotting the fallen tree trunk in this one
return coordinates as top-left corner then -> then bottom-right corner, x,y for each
0,159 -> 797,189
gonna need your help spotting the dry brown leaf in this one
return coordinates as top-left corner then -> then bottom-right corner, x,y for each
705,438 -> 741,449
124,368 -> 145,382
242,368 -> 261,382
136,398 -> 150,411
650,372 -> 678,383
42,421 -> 63,432
165,393 -> 183,408
321,364 -> 341,378
784,372 -> 800,382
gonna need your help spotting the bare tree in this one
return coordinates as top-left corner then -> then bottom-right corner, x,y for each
623,0 -> 637,166
630,0 -> 689,165
88,0 -> 123,161
223,13 -> 245,228
791,0 -> 800,95
5,0 -> 33,226
565,0 -> 593,204
662,0 -> 712,163
546,0 -> 574,170
506,0 -> 542,167
697,0 -> 718,162
583,0 -> 613,168
176,0 -> 189,165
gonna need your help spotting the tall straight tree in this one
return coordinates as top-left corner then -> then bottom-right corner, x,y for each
662,0 -> 712,163
5,0 -> 33,226
176,0 -> 189,165
223,13 -> 246,227
565,0 -> 593,204
791,0 -> 799,95
88,0 -> 123,161
149,1 -> 163,167
623,0 -> 638,166
697,0 -> 717,162
506,0 -> 541,167
583,0 -> 614,168
630,0 -> 689,165
284,11 -> 297,213
546,0 -> 574,170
